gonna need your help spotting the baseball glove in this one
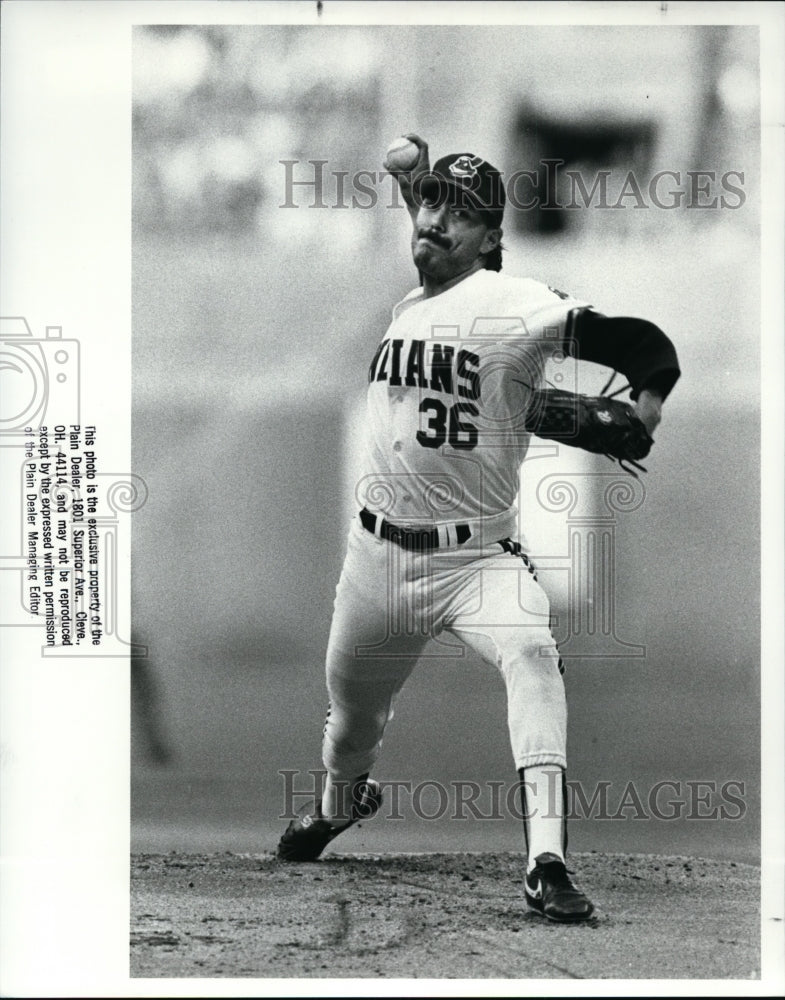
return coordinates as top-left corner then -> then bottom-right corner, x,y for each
524,386 -> 654,475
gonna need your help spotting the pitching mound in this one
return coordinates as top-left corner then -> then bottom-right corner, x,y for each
131,851 -> 758,979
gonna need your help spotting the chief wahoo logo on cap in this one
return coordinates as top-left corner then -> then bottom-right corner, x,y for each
448,155 -> 485,181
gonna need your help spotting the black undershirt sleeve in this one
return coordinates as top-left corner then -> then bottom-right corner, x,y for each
565,307 -> 681,401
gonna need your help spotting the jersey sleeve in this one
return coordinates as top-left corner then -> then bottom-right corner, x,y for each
499,279 -> 592,344
566,308 -> 681,401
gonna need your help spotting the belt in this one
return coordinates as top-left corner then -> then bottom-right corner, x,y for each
359,507 -> 472,551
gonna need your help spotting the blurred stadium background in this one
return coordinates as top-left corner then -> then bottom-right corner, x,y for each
131,24 -> 760,862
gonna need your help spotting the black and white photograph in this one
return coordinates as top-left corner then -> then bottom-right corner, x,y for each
1,1 -> 784,995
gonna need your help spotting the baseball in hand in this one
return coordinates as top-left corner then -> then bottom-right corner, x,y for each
385,136 -> 420,171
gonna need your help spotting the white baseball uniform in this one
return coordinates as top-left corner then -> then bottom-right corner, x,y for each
323,270 -> 590,782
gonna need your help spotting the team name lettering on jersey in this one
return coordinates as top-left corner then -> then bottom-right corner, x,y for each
369,339 -> 481,402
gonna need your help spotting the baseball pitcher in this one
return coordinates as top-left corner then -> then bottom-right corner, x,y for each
277,134 -> 681,923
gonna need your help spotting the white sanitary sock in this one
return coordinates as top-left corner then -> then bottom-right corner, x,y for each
520,764 -> 565,872
321,775 -> 352,826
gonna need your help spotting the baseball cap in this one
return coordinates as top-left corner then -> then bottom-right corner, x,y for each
417,153 -> 505,227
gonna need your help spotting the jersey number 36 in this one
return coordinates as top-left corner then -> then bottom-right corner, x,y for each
416,398 -> 478,451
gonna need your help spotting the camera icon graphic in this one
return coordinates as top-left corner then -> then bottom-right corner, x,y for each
0,317 -> 80,438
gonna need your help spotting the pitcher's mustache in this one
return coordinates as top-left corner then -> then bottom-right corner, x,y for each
418,228 -> 450,248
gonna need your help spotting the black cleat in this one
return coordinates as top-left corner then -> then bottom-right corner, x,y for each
524,852 -> 595,923
276,778 -> 383,862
